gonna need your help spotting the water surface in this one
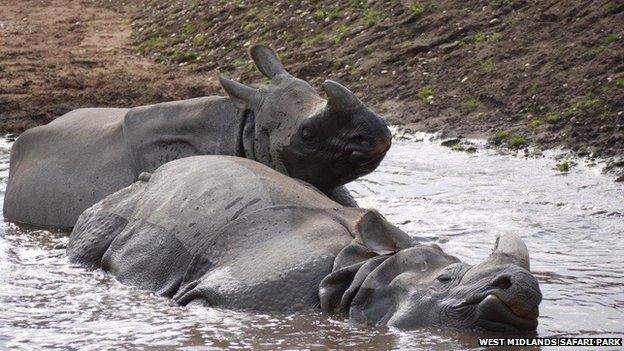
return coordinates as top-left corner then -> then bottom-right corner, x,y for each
0,134 -> 622,350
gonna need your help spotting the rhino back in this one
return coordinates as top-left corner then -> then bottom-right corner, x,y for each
123,96 -> 246,173
70,156 -> 355,310
109,156 -> 339,255
3,108 -> 135,228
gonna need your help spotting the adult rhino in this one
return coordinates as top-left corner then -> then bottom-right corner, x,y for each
4,44 -> 391,228
68,156 -> 542,331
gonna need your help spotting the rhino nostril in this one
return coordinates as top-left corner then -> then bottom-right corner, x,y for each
350,134 -> 370,147
492,275 -> 512,290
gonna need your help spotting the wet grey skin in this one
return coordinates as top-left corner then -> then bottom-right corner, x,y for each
67,156 -> 542,332
3,44 -> 392,228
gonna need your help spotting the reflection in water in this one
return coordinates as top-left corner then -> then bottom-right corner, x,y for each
0,135 -> 622,350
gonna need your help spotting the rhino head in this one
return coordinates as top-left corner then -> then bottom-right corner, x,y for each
218,45 -> 392,192
320,213 -> 542,331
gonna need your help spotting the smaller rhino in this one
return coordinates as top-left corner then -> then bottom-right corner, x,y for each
4,44 -> 391,228
68,156 -> 542,331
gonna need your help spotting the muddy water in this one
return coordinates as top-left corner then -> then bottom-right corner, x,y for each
0,134 -> 622,350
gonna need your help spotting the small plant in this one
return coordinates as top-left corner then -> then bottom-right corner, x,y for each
314,9 -> 339,21
489,31 -> 504,41
409,2 -> 436,17
314,9 -> 329,21
400,40 -> 413,48
242,22 -> 257,32
492,131 -> 525,149
507,135 -> 526,149
496,130 -> 509,140
417,87 -> 434,104
376,104 -> 389,113
564,93 -> 598,116
474,32 -> 488,43
333,24 -> 349,44
0,64 -> 5,72
474,31 -> 504,43
616,77 -> 624,89
531,118 -> 543,127
465,98 -> 480,110
327,10 -> 340,20
193,33 -> 206,46
138,36 -> 166,54
604,34 -> 620,45
363,8 -> 384,27
553,161 -> 572,173
545,112 -> 561,123
410,2 -> 426,16
530,80 -> 541,94
483,57 -> 495,71
183,22 -> 195,35
303,33 -> 325,46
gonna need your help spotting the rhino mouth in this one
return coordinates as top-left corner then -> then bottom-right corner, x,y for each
352,147 -> 390,174
475,294 -> 538,331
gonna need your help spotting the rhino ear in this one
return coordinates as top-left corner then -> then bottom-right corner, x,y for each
356,211 -> 415,255
218,75 -> 261,109
248,44 -> 288,79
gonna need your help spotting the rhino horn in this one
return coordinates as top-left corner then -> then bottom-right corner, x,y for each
322,80 -> 363,112
248,44 -> 288,79
489,233 -> 531,270
218,75 -> 262,108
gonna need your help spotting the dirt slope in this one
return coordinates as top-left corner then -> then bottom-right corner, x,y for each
130,0 -> 623,158
0,0 -> 215,132
1,0 -> 623,161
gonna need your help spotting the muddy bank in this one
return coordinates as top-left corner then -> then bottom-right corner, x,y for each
0,0 -> 216,133
128,0 -> 623,159
1,0 -> 623,161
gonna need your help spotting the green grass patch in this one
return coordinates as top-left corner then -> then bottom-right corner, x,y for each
465,98 -> 480,110
138,36 -> 166,54
553,161 -> 572,173
417,87 -> 434,104
507,135 -> 526,149
242,22 -> 257,32
483,57 -> 495,71
333,24 -> 349,44
564,93 -> 598,116
303,33 -> 325,46
489,31 -> 504,41
409,2 -> 437,17
496,130 -> 510,140
616,77 -> 624,89
363,8 -> 384,27
530,80 -> 541,94
531,118 -> 543,127
183,23 -> 195,35
545,112 -> 561,123
474,33 -> 488,43
193,33 -> 207,46
492,131 -> 526,149
474,31 -> 504,43
604,34 -> 620,45
314,8 -> 340,21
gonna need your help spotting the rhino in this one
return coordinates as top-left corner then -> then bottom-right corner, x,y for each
3,44 -> 392,228
67,156 -> 542,331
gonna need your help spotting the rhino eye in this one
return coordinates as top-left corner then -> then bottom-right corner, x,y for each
301,128 -> 313,141
437,274 -> 452,283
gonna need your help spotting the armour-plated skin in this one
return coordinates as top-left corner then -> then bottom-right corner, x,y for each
3,44 -> 392,228
67,156 -> 542,331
